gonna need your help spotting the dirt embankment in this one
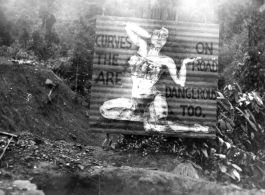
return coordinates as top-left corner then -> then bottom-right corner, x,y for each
1,131 -> 264,195
0,62 -> 103,145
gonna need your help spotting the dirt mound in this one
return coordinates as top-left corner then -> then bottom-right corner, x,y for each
0,62 -> 103,145
1,132 -> 104,172
1,129 -> 264,194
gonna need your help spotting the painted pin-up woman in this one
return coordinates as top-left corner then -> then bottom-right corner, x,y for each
99,23 -> 210,133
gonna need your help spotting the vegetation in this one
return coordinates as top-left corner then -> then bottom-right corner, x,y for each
0,0 -> 265,189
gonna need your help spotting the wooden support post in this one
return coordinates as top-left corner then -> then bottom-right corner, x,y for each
102,133 -> 112,150
106,133 -> 109,141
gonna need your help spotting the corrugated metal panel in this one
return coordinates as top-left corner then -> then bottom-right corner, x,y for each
89,16 -> 219,138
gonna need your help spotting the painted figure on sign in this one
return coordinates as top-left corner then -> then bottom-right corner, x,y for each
99,23 -> 210,133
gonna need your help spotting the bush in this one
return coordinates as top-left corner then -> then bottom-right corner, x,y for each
234,49 -> 265,93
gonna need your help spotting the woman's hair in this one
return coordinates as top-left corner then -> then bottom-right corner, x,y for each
152,27 -> 169,35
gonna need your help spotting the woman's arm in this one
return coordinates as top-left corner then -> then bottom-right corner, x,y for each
167,58 -> 199,87
125,23 -> 151,57
125,23 -> 151,46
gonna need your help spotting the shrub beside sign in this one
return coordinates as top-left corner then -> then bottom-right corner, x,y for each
89,16 -> 219,138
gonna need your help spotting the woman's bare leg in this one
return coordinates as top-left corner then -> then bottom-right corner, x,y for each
143,94 -> 210,133
100,98 -> 142,121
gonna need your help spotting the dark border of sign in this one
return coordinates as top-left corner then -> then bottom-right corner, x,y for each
89,127 -> 216,139
89,118 -> 216,139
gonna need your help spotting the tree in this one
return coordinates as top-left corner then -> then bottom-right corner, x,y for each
56,18 -> 93,95
19,28 -> 30,49
39,0 -> 57,29
219,0 -> 265,93
216,0 -> 265,94
0,8 -> 12,46
29,30 -> 47,60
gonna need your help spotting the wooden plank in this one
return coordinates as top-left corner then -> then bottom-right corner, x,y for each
96,15 -> 219,28
89,115 -> 217,126
89,127 -> 216,139
95,17 -> 220,27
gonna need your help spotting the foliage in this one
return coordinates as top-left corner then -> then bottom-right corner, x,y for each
117,134 -> 187,156
227,0 -> 265,94
218,0 -> 265,89
51,18 -> 93,98
233,46 -> 265,94
214,83 -> 265,187
19,28 -> 30,49
28,30 -> 47,60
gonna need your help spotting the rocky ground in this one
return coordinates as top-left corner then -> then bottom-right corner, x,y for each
1,131 -> 265,195
0,59 -> 265,194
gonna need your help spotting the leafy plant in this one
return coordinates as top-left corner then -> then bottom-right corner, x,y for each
214,83 -> 265,187
234,49 -> 265,93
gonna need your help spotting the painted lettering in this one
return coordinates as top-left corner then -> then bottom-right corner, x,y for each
126,37 -> 132,49
104,53 -> 110,65
115,72 -> 122,85
95,71 -> 105,85
101,35 -> 107,47
95,53 -> 120,66
106,71 -> 114,85
95,71 -> 122,85
166,86 -> 217,100
180,105 -> 206,118
180,105 -> 188,116
212,61 -> 218,72
195,106 -> 202,117
107,35 -> 114,48
97,52 -> 103,64
192,59 -> 218,72
196,42 -> 213,55
95,35 -> 132,49
205,42 -> 213,55
188,106 -> 194,116
113,54 -> 119,65
120,37 -> 126,49
192,88 -> 196,99
96,35 -> 101,47
196,42 -> 204,54
166,86 -> 172,98
186,88 -> 191,99
114,35 -> 121,48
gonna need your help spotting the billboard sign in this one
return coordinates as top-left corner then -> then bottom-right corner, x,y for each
89,16 -> 219,138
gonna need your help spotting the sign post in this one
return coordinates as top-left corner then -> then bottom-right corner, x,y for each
89,16 -> 219,138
